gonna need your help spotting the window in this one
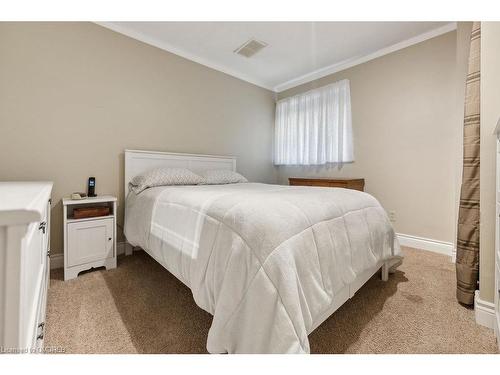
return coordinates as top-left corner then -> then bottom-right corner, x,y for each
274,79 -> 353,166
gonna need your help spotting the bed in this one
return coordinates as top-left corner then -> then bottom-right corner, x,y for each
123,149 -> 402,354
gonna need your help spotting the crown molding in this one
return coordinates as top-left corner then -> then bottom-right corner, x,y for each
274,22 -> 457,92
96,22 -> 457,94
95,22 -> 275,91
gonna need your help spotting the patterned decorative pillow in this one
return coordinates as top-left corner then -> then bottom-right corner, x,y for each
199,169 -> 248,185
129,167 -> 204,194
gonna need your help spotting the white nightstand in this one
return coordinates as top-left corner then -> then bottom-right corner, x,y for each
62,195 -> 117,281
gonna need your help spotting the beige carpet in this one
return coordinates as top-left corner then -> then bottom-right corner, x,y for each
44,247 -> 498,354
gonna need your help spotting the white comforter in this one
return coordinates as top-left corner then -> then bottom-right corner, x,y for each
124,182 -> 401,353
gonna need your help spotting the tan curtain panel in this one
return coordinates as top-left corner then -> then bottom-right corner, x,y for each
456,22 -> 480,305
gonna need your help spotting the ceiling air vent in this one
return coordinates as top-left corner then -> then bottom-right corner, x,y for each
234,38 -> 268,58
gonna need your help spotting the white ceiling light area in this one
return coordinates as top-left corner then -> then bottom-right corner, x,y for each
98,22 -> 456,92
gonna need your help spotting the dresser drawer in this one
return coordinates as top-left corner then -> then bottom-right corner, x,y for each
327,181 -> 350,188
295,180 -> 333,187
33,255 -> 49,351
21,220 -> 46,345
495,263 -> 500,340
22,199 -> 51,351
288,178 -> 365,191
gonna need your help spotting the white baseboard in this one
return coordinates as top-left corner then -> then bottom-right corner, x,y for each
451,249 -> 457,263
50,241 -> 130,270
474,290 -> 496,330
397,233 -> 454,257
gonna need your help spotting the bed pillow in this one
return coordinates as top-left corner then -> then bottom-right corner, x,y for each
129,167 -> 204,194
200,169 -> 248,185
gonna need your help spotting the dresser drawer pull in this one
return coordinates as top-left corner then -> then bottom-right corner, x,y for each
37,322 -> 45,340
39,221 -> 47,234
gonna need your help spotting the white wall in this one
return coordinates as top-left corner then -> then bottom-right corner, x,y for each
277,31 -> 466,246
0,22 -> 276,255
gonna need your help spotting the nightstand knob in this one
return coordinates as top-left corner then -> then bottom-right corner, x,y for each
108,237 -> 112,241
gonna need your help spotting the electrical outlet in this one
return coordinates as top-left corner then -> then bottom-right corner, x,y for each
388,210 -> 396,222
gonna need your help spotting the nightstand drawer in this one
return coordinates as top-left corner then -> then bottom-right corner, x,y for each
67,217 -> 114,267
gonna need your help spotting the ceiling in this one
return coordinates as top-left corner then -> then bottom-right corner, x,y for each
98,22 -> 455,92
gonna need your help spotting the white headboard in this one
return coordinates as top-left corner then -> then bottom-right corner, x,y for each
124,149 -> 236,196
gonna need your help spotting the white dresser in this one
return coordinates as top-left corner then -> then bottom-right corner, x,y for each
495,122 -> 500,344
0,182 -> 52,353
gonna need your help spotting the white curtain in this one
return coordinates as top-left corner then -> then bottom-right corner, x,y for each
274,79 -> 353,165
